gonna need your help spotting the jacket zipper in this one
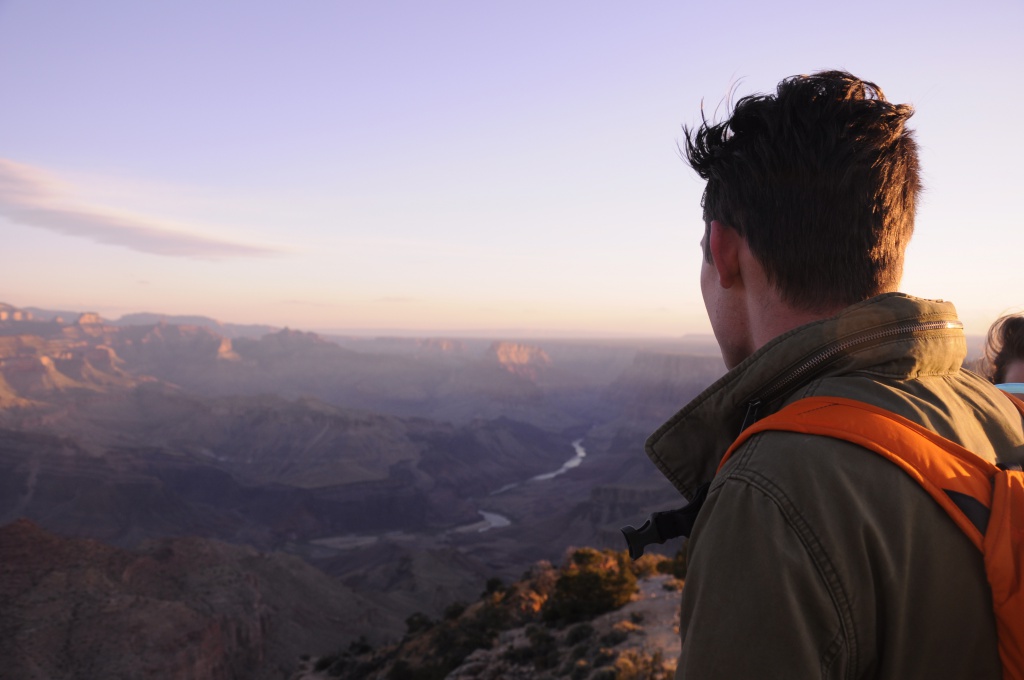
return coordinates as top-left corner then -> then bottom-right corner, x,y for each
740,319 -> 964,431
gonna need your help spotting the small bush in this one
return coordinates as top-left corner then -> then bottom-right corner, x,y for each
482,577 -> 506,596
527,625 -> 559,669
475,598 -> 510,632
614,649 -> 673,680
502,645 -> 535,666
327,657 -> 349,676
443,601 -> 467,620
662,577 -> 684,592
502,624 -> 558,669
347,636 -> 372,655
404,612 -> 434,636
570,659 -> 591,679
615,620 -> 641,634
569,642 -> 590,661
542,548 -> 638,625
631,553 -> 669,578
670,543 -> 689,579
600,628 -> 628,647
434,621 -> 489,662
349,659 -> 386,678
314,655 -> 338,672
565,622 -> 595,646
387,660 -> 447,680
594,646 -> 618,667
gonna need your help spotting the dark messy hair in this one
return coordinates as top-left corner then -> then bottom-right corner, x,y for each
684,71 -> 921,312
985,314 -> 1024,384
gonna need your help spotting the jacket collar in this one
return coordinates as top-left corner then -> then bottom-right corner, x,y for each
644,293 -> 965,499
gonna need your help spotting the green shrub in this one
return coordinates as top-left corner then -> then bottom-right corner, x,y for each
662,577 -> 684,592
475,598 -> 510,631
404,611 -> 434,636
387,660 -> 446,680
434,620 -> 489,662
503,624 -> 559,669
502,645 -> 533,665
314,655 -> 338,672
327,657 -> 349,676
594,646 -> 618,667
569,642 -> 590,661
600,628 -> 628,647
570,659 -> 591,679
670,543 -> 689,579
614,649 -> 673,680
347,636 -> 372,655
565,622 -> 595,645
630,553 -> 668,578
542,548 -> 638,624
482,577 -> 506,596
443,601 -> 467,620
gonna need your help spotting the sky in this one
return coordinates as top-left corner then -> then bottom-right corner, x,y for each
1,0 -> 1021,338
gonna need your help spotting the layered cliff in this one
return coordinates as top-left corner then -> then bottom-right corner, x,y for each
0,520 -> 405,680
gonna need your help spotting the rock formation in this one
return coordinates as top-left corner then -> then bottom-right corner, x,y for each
0,519 -> 405,680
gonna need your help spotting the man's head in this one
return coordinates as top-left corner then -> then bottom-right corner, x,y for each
685,71 -> 921,315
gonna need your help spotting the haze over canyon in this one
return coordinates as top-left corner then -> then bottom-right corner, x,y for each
0,301 -> 730,677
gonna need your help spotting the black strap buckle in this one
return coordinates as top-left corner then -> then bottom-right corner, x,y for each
620,482 -> 709,560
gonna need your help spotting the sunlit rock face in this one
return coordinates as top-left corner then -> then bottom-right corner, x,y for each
75,312 -> 103,326
487,342 -> 552,380
0,346 -> 133,399
216,337 -> 240,361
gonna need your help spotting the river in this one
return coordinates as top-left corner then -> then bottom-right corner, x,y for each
475,438 -> 587,530
310,439 -> 587,546
489,438 -> 586,496
530,438 -> 586,482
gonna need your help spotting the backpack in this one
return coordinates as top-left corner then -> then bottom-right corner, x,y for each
717,394 -> 1024,680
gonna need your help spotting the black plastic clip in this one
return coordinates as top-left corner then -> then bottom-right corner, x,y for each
620,482 -> 709,560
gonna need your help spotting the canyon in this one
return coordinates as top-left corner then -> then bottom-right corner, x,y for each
0,303 -> 726,676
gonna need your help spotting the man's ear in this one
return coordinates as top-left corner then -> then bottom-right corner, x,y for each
708,220 -> 742,288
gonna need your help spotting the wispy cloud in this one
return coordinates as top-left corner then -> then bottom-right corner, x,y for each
0,159 -> 285,259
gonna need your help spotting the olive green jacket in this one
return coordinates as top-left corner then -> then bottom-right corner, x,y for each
646,293 -> 1024,679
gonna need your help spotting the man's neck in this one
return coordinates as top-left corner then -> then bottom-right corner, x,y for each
747,286 -> 846,358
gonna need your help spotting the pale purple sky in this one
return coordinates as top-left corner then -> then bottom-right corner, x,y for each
1,1 -> 1021,337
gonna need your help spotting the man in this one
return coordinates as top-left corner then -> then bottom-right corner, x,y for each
646,71 -> 1024,678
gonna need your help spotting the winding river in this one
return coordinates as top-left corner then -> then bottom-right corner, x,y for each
489,438 -> 586,497
310,439 -> 587,547
530,438 -> 586,482
474,438 -> 587,531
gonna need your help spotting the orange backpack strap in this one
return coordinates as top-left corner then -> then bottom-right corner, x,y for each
719,396 -> 997,546
718,394 -> 1024,680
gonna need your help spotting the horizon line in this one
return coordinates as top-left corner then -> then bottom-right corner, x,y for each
3,299 -> 716,342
